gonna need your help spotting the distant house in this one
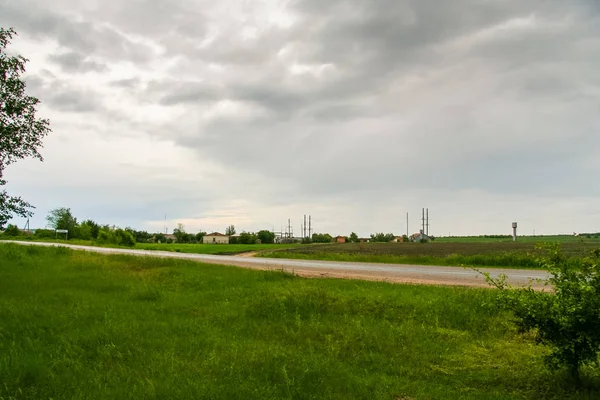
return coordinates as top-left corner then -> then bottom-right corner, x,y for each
410,231 -> 431,243
203,232 -> 230,244
164,233 -> 177,242
359,238 -> 370,243
391,236 -> 405,243
333,236 -> 347,243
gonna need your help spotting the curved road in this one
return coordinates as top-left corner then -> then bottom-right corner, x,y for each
2,241 -> 550,288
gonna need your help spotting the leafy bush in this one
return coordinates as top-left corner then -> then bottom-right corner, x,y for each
34,229 -> 55,239
97,228 -> 117,245
115,229 -> 136,247
481,243 -> 600,382
1,224 -> 21,237
370,232 -> 395,243
96,227 -> 135,247
257,230 -> 275,244
312,233 -> 333,243
239,232 -> 258,244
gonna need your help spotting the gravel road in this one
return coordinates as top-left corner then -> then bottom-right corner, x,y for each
2,241 -> 550,288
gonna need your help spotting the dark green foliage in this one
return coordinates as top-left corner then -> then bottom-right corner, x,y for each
257,229 -> 275,244
45,207 -> 77,236
482,244 -> 600,381
225,224 -> 236,236
173,227 -> 189,243
370,232 -> 395,242
154,233 -> 167,243
1,223 -> 20,236
115,228 -> 136,247
96,227 -> 116,245
348,232 -> 359,243
195,231 -> 206,243
0,28 -> 51,228
312,232 -> 333,243
81,219 -> 100,239
239,231 -> 258,244
33,228 -> 54,239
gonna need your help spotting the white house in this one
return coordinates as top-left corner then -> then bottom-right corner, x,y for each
203,232 -> 230,244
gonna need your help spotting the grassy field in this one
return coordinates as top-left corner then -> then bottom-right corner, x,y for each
134,242 -> 286,255
1,243 -> 599,399
6,237 -> 288,255
436,235 -> 600,244
259,242 -> 600,269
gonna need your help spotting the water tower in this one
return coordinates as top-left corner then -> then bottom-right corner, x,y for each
512,222 -> 518,242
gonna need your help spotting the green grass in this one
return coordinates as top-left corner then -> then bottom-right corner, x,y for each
134,242 -> 288,255
258,250 -> 549,269
436,235 -> 600,244
2,237 -> 289,255
259,242 -> 599,269
1,243 -> 599,399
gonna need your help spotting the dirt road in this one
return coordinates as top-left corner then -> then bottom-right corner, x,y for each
2,241 -> 550,288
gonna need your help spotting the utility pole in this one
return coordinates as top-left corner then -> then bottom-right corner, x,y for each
406,212 -> 409,237
422,208 -> 425,234
304,214 -> 307,238
426,208 -> 429,236
309,215 -> 312,238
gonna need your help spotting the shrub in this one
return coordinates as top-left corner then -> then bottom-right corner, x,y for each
34,229 -> 55,239
115,229 -> 136,247
481,243 -> 600,382
97,228 -> 117,245
2,224 -> 21,237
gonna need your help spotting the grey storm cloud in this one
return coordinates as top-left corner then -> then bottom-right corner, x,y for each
2,0 -> 600,233
48,51 -> 108,73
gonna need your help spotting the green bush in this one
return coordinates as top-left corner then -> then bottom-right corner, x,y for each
2,224 -> 21,237
482,243 -> 600,382
33,229 -> 55,239
115,229 -> 136,247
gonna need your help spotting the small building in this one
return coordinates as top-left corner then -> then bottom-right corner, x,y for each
333,236 -> 347,243
410,231 -> 431,243
203,232 -> 230,244
391,236 -> 405,243
359,238 -> 370,243
164,233 -> 177,242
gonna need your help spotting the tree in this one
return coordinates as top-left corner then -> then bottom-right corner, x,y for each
349,232 -> 359,243
115,228 -> 136,247
1,223 -> 20,237
312,233 -> 333,243
195,231 -> 206,243
226,225 -> 236,236
481,244 -> 600,382
173,223 -> 188,243
0,28 -> 51,229
257,230 -> 275,244
81,219 -> 100,239
370,232 -> 395,243
46,207 -> 77,237
239,231 -> 257,244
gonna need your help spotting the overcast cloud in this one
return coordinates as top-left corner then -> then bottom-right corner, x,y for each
1,0 -> 599,236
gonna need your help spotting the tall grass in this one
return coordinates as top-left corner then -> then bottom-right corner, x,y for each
259,250 -> 550,269
0,243 -> 598,399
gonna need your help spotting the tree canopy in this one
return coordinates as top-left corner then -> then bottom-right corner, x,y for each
0,28 -> 51,228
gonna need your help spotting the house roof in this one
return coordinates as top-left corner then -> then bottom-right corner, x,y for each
206,232 -> 227,237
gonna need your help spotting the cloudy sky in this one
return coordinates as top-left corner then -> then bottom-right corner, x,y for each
1,0 -> 599,237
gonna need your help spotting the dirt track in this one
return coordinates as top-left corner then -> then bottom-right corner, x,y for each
2,241 -> 551,289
